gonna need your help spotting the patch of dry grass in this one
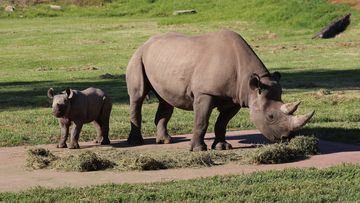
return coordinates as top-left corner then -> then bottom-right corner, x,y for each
247,136 -> 319,164
26,136 -> 318,171
26,148 -> 57,169
53,151 -> 116,172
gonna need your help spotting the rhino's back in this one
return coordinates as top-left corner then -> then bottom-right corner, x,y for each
72,88 -> 108,122
141,30 -> 245,110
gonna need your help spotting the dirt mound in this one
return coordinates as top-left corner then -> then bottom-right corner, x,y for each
330,0 -> 360,9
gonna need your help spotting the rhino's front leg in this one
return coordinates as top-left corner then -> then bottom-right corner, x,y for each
190,94 -> 215,151
69,122 -> 83,149
212,105 -> 240,150
57,118 -> 70,148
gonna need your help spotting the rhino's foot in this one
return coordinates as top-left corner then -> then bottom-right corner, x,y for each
156,134 -> 172,144
211,141 -> 232,150
127,135 -> 144,146
57,142 -> 67,148
190,143 -> 207,151
100,138 -> 111,145
68,142 -> 80,149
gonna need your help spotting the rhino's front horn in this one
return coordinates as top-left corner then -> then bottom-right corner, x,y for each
291,110 -> 315,131
281,101 -> 301,115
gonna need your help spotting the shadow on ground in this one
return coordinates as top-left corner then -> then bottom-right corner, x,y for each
0,74 -> 129,110
80,127 -> 360,155
1,68 -> 359,110
278,68 -> 360,89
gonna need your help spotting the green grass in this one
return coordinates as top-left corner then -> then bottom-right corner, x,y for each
0,1 -> 359,147
0,0 -> 351,30
1,164 -> 360,202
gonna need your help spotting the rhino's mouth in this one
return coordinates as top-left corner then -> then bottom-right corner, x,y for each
53,110 -> 65,118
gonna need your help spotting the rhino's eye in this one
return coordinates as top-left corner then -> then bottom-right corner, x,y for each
266,113 -> 276,122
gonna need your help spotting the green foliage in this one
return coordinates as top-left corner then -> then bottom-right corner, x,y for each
1,164 -> 360,202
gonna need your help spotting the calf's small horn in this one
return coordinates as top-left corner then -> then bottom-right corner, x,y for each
291,110 -> 315,131
281,101 -> 301,114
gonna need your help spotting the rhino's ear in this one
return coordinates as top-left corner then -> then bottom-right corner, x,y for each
65,87 -> 74,99
47,88 -> 54,99
249,74 -> 261,91
272,71 -> 281,82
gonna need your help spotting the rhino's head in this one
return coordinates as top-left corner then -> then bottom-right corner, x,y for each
248,72 -> 314,142
47,88 -> 73,118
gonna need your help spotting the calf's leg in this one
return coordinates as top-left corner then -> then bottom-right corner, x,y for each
68,122 -> 83,149
98,100 -> 112,145
57,119 -> 70,148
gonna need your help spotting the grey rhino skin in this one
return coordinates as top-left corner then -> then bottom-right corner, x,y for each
126,30 -> 314,151
47,87 -> 112,149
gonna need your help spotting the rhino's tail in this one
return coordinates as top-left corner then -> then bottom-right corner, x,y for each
126,46 -> 151,102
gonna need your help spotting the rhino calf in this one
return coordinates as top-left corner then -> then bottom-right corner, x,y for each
47,87 -> 112,149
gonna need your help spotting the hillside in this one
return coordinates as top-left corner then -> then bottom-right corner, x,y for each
0,0 -> 353,30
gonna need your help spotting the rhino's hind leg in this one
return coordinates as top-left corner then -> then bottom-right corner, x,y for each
126,46 -> 150,146
212,105 -> 240,150
155,98 -> 174,144
96,100 -> 112,145
190,94 -> 215,151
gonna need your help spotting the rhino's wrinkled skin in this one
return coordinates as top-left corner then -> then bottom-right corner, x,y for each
126,30 -> 314,151
47,87 -> 112,149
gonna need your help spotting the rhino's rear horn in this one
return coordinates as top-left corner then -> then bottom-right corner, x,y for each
281,101 -> 301,115
291,110 -> 315,131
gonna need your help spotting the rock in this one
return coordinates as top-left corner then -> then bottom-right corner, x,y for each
5,5 -> 15,12
313,13 -> 351,39
173,9 -> 197,15
49,5 -> 62,10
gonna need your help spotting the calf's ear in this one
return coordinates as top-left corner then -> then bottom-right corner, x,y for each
65,87 -> 74,99
47,88 -> 54,99
272,71 -> 281,81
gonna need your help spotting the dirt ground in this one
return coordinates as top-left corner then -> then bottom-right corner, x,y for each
331,0 -> 360,9
0,130 -> 360,193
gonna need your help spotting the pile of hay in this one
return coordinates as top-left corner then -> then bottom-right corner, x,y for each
248,136 -> 319,164
26,148 -> 57,169
54,151 -> 115,172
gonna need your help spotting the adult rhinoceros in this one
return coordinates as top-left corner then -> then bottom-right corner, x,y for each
126,30 -> 314,151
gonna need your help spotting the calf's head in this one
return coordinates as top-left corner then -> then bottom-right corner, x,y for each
47,88 -> 73,118
248,72 -> 314,142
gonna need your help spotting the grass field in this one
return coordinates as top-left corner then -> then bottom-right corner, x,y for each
1,9 -> 359,147
1,164 -> 360,202
1,0 -> 360,201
